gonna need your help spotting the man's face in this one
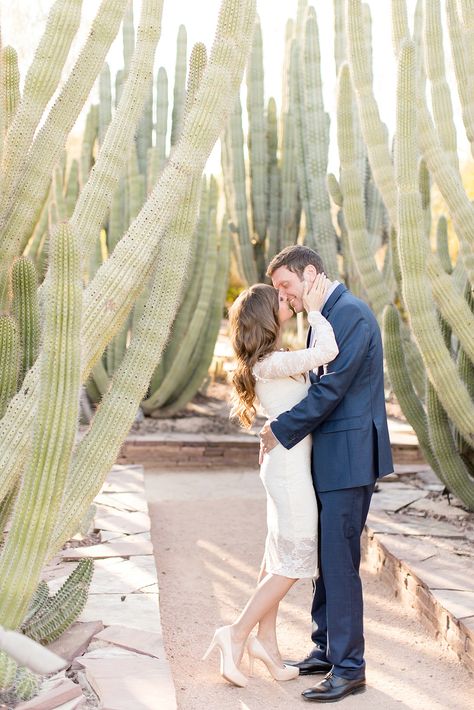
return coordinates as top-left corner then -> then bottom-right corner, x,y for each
271,265 -> 305,314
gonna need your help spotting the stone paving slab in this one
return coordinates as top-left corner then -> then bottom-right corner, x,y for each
369,484 -> 428,512
407,554 -> 474,592
78,592 -> 162,634
46,621 -> 104,663
94,505 -> 151,534
78,655 -> 174,710
15,678 -> 84,710
367,509 -> 467,538
429,590 -> 474,620
94,624 -> 164,658
94,491 -> 149,513
365,473 -> 474,673
60,538 -> 153,560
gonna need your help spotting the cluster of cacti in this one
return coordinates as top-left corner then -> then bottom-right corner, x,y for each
0,659 -> 39,705
221,1 -> 388,287
221,0 -> 473,509
340,0 -> 473,509
47,10 -> 231,417
0,560 -> 90,704
0,0 -> 256,640
21,560 -> 93,644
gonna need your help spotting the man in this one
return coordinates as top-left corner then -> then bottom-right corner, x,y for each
260,245 -> 393,703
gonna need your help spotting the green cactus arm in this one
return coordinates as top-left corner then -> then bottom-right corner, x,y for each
0,481 -> 19,546
0,0 -> 257,506
424,0 -> 459,170
11,257 -> 40,380
346,0 -> 398,226
21,559 -> 93,644
0,0 -> 82,194
142,201 -> 219,412
51,175 -> 201,548
153,176 -> 206,373
426,255 -> 474,363
418,158 -> 431,238
0,221 -> 82,629
160,214 -> 231,416
382,304 -> 445,481
13,667 -> 39,702
98,63 -> 112,145
221,95 -> 258,285
21,580 -> 49,626
70,0 -> 164,266
333,0 -> 346,72
0,0 -> 130,308
427,381 -> 474,509
446,0 -> 474,153
0,650 -> 17,692
136,79 -> 154,179
396,40 -> 474,447
123,1 -> 135,75
148,66 -> 169,188
53,166 -> 68,222
65,159 -> 79,219
290,39 -> 313,242
1,46 -> 20,131
266,98 -> 280,263
302,8 -> 338,278
0,315 -> 19,419
171,25 -> 187,146
436,215 -> 452,274
416,91 -> 474,283
80,104 -> 99,187
266,164 -> 281,264
246,17 -> 267,247
391,0 -> 409,56
337,64 -> 391,318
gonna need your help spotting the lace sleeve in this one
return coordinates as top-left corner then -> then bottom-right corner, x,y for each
253,312 -> 339,380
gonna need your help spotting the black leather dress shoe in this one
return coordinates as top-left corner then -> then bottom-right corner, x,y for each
284,653 -> 333,675
302,672 -> 366,702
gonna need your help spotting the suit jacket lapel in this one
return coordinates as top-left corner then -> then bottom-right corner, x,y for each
322,284 -> 347,319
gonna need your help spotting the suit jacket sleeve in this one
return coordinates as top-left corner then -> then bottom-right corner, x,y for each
271,304 -> 371,449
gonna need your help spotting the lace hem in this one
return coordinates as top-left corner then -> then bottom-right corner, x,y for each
264,531 -> 318,579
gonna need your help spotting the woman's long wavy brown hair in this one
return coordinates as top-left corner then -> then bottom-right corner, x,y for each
228,284 -> 280,428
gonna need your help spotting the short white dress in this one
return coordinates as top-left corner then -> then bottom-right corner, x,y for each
253,311 -> 338,578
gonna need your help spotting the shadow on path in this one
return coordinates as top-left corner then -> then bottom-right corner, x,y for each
146,469 -> 472,710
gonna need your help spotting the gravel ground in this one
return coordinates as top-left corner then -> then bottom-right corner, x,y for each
146,469 -> 473,710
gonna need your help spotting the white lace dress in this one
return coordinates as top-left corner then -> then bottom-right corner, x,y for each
253,311 -> 339,578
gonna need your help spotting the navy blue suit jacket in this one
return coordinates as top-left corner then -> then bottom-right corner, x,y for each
271,284 -> 394,492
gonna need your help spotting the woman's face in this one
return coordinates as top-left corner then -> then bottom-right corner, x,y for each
277,292 -> 294,324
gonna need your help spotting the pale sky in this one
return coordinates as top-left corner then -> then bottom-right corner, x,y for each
1,0 -> 469,172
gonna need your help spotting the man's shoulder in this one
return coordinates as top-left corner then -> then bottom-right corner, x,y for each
330,289 -> 379,326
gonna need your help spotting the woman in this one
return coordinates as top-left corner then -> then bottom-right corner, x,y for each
202,274 -> 338,687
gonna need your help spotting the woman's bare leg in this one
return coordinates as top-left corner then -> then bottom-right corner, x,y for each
255,566 -> 281,660
228,571 -> 297,663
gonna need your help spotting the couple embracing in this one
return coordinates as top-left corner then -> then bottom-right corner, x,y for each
203,245 -> 393,703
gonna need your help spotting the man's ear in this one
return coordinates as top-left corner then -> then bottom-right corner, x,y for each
303,265 -> 317,283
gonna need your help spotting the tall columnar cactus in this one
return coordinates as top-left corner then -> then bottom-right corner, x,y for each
343,0 -> 474,508
82,35 -> 228,417
0,0 -> 257,630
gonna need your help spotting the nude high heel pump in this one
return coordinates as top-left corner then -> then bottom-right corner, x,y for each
247,637 -> 299,681
202,626 -> 248,687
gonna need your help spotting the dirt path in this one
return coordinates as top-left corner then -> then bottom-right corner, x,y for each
146,468 -> 472,710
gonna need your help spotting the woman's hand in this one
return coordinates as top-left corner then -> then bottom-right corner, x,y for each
302,273 -> 330,312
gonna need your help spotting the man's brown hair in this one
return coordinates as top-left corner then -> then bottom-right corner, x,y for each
266,245 -> 325,278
